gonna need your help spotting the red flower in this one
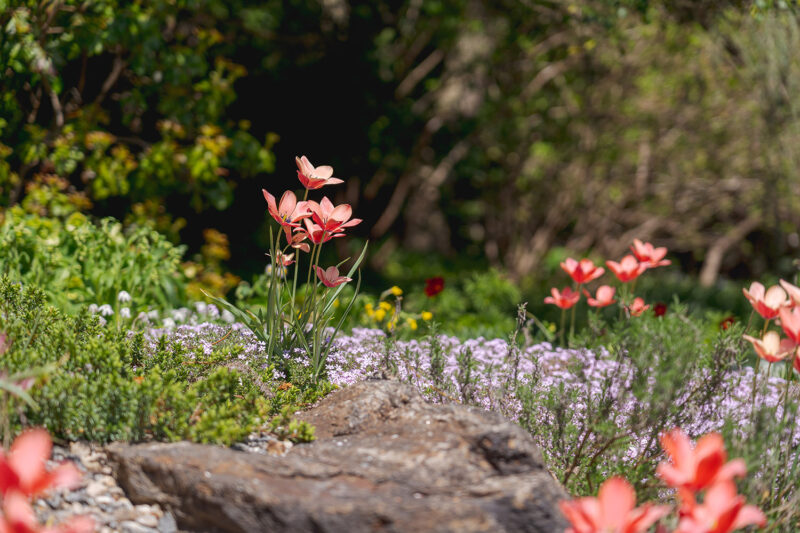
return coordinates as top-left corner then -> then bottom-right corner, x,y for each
584,285 -> 616,308
559,477 -> 669,533
606,256 -> 648,283
295,155 -> 344,190
560,258 -> 605,284
424,277 -> 445,297
653,302 -> 667,317
544,287 -> 580,310
719,316 -> 736,331
314,266 -> 352,288
630,239 -> 671,268
657,428 -> 747,493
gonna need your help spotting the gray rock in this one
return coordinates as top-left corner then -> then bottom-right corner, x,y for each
108,379 -> 568,533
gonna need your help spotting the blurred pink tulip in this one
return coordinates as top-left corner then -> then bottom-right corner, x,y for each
742,282 -> 787,320
544,287 -> 580,309
778,306 -> 800,344
559,477 -> 669,533
630,239 -> 671,268
0,429 -> 81,499
584,285 -> 616,308
626,297 -> 649,317
606,256 -> 647,283
295,156 -> 344,190
675,481 -> 766,533
742,331 -> 794,363
779,279 -> 800,307
560,258 -> 605,284
0,490 -> 93,533
657,429 -> 747,493
315,266 -> 352,288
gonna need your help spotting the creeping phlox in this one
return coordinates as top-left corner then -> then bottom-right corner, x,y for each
0,429 -> 93,533
545,239 -> 670,341
560,428 -> 765,533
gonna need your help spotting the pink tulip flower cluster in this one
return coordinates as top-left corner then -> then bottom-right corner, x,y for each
561,428 -> 765,533
0,429 -> 92,533
742,279 -> 800,374
544,240 -> 670,340
262,155 -> 361,288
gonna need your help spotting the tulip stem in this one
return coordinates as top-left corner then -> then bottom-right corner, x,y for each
560,308 -> 566,346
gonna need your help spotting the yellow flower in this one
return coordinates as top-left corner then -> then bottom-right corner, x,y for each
333,298 -> 340,308
421,311 -> 433,321
390,286 -> 403,296
387,318 -> 398,331
374,309 -> 386,322
406,318 -> 418,330
365,303 -> 374,317
379,301 -> 392,312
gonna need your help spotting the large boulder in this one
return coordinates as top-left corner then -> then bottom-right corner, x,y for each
107,379 -> 568,532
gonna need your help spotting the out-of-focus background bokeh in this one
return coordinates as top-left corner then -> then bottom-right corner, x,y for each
3,0 -> 800,328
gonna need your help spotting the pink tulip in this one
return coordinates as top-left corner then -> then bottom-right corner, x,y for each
675,481 -> 766,533
606,256 -> 648,283
0,490 -> 93,533
559,477 -> 670,533
584,285 -> 616,308
560,258 -> 605,284
626,297 -> 649,317
262,189 -> 311,229
779,279 -> 800,307
657,429 -> 747,494
306,197 -> 362,233
742,331 -> 794,363
630,239 -> 671,268
299,219 -> 345,245
0,429 -> 81,499
778,306 -> 800,344
544,287 -> 580,310
295,156 -> 344,190
315,266 -> 352,288
285,230 -> 310,253
742,282 -> 788,320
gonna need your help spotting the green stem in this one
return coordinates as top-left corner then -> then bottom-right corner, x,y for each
559,307 -> 566,346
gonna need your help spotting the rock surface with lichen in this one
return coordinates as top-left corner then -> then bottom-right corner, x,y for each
107,378 -> 568,533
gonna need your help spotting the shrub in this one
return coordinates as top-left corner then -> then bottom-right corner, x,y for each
0,277 -> 327,445
0,208 -> 187,312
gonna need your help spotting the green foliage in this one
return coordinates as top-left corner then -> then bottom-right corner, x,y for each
268,406 -> 316,443
0,0 -> 275,228
0,277 -> 324,445
0,207 -> 187,311
516,307 -> 750,500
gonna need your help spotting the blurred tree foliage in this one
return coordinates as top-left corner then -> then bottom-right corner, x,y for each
2,0 -> 800,291
0,0 -> 275,230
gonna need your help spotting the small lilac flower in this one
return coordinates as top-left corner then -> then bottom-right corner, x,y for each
98,304 -> 113,316
222,310 -> 235,324
117,290 -> 132,303
120,307 -> 131,319
88,304 -> 99,314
